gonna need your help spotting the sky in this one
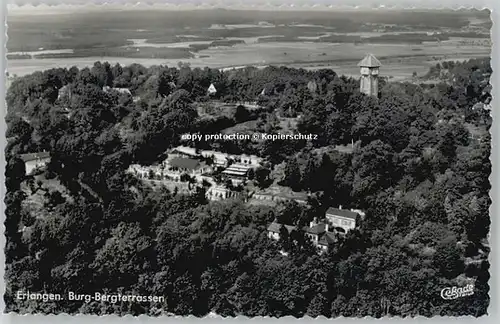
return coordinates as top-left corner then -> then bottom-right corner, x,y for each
6,0 -> 494,16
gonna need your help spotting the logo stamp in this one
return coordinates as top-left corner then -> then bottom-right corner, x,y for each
440,284 -> 475,300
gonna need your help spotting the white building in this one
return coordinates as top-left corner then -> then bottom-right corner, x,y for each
207,83 -> 217,95
222,163 -> 253,185
20,152 -> 51,175
267,219 -> 337,253
206,185 -> 243,201
172,146 -> 263,168
325,207 -> 360,233
103,86 -> 132,95
128,164 -> 165,179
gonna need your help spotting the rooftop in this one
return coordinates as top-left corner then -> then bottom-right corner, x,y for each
267,222 -> 296,234
169,157 -> 201,170
318,232 -> 337,246
20,152 -> 50,162
173,146 -> 198,157
222,169 -> 248,176
326,207 -> 359,220
226,163 -> 252,171
357,54 -> 381,68
222,164 -> 251,177
303,223 -> 327,235
208,83 -> 217,93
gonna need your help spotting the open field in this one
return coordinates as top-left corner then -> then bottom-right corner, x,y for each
7,40 -> 490,81
7,9 -> 490,51
6,9 -> 491,81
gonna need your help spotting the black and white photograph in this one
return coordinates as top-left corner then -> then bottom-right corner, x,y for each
3,0 -> 494,318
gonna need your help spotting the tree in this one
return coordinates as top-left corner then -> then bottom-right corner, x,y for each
6,116 -> 33,144
307,292 -> 329,317
91,61 -> 114,88
254,167 -> 271,189
170,272 -> 204,315
234,105 -> 250,123
433,236 -> 464,279
351,140 -> 396,205
5,157 -> 25,192
92,222 -> 154,288
437,127 -> 458,163
276,200 -> 302,225
301,156 -> 317,191
247,168 -> 255,180
313,153 -> 335,193
43,190 -> 66,211
3,59 -> 492,317
278,225 -> 291,251
282,157 -> 302,192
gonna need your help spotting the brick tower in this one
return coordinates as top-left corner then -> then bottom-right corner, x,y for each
358,54 -> 381,97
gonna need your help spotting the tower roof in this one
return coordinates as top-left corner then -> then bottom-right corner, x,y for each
357,54 -> 381,67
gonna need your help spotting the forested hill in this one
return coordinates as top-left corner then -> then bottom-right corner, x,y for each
4,58 -> 492,316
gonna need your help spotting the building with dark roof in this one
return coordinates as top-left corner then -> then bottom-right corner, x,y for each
267,222 -> 297,241
169,157 -> 200,170
317,232 -> 337,251
168,157 -> 211,175
302,222 -> 328,246
326,207 -> 358,219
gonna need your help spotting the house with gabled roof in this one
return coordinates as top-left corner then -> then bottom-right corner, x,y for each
266,205 -> 363,253
325,206 -> 360,233
267,218 -> 339,253
317,232 -> 337,252
20,152 -> 51,175
302,221 -> 327,245
267,222 -> 297,241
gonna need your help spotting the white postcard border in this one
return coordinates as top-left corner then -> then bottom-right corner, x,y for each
1,0 -> 498,323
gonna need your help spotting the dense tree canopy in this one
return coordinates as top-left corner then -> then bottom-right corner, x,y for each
4,58 -> 492,317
